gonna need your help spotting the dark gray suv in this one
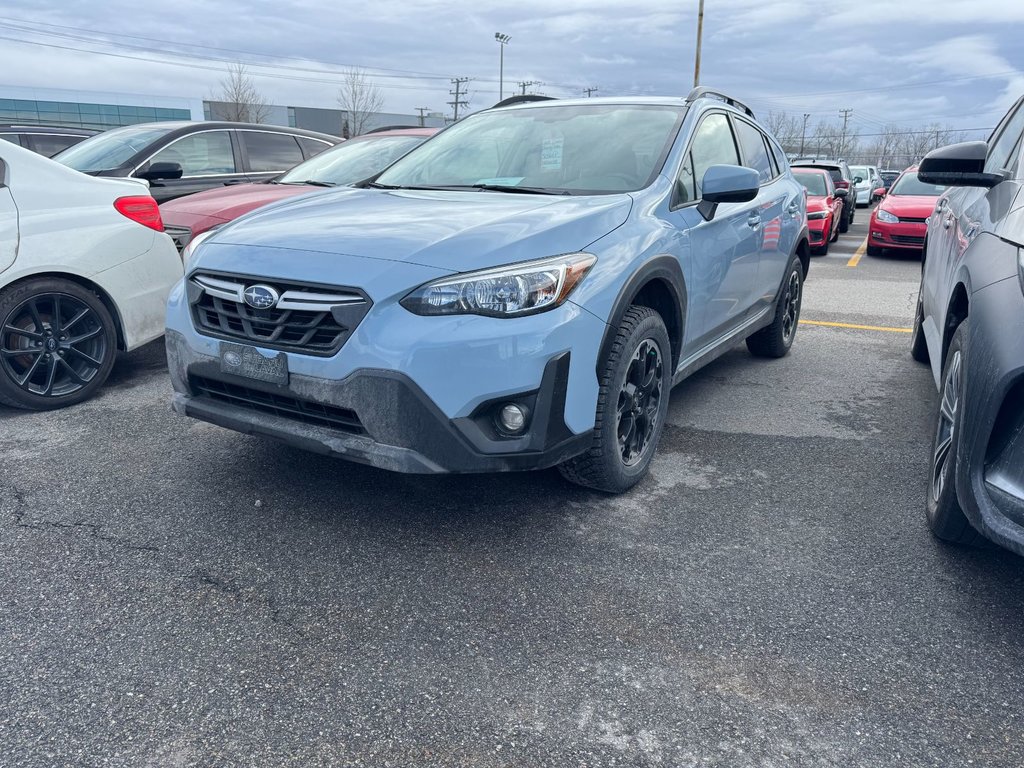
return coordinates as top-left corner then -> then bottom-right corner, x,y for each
911,93 -> 1024,554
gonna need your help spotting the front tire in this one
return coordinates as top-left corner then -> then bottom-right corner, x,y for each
910,288 -> 929,363
746,256 -> 803,358
559,306 -> 671,493
839,203 -> 851,233
867,244 -> 883,257
0,277 -> 117,410
926,322 -> 984,546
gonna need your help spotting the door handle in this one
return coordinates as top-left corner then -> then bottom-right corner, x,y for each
943,214 -> 953,229
786,202 -> 799,215
747,213 -> 761,230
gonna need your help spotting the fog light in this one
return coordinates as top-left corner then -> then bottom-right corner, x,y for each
872,231 -> 883,239
498,403 -> 527,433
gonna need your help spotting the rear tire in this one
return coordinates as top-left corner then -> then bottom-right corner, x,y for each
910,288 -> 929,363
559,306 -> 671,493
839,204 -> 850,233
746,256 -> 803,359
0,277 -> 117,411
926,322 -> 985,546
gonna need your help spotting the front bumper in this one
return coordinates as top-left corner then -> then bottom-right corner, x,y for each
166,330 -> 592,474
807,217 -> 829,245
957,276 -> 1024,554
870,218 -> 926,251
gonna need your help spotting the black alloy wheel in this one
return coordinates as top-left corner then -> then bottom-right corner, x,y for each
617,338 -> 665,467
0,278 -> 117,410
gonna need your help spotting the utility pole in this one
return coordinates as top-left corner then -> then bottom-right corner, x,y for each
517,80 -> 541,95
799,113 -> 810,157
415,107 -> 429,127
494,33 -> 510,101
448,77 -> 470,121
693,0 -> 705,88
583,87 -> 599,98
839,108 -> 853,159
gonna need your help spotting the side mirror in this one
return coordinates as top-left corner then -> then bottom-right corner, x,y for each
834,187 -> 849,198
875,187 -> 887,197
697,164 -> 759,221
138,161 -> 183,181
919,141 -> 1001,188
853,176 -> 863,184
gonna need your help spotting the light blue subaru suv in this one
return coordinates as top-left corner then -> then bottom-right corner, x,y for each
166,88 -> 809,492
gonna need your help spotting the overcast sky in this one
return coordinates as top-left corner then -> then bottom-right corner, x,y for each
1,1 -> 1022,139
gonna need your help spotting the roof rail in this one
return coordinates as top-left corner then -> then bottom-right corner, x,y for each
491,94 -> 557,109
685,87 -> 755,118
363,124 -> 422,134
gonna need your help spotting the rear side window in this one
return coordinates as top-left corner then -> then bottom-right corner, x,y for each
986,101 -> 1024,174
677,113 -> 740,204
149,131 -> 237,176
28,134 -> 85,157
298,136 -> 332,159
0,134 -> 21,146
733,119 -> 773,183
243,131 -> 304,172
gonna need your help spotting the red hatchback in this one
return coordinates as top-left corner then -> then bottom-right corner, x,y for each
792,167 -> 843,255
867,166 -> 945,256
160,128 -> 437,251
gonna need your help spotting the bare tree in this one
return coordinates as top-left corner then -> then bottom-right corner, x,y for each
336,68 -> 385,137
763,111 -> 802,146
212,62 -> 270,123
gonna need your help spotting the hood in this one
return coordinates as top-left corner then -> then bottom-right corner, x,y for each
160,182 -> 313,219
202,187 -> 633,273
879,194 -> 940,218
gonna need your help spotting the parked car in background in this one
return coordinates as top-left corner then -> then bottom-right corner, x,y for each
791,158 -> 856,232
849,164 -> 882,206
160,128 -> 437,251
0,141 -> 182,410
909,93 -> 1024,554
879,169 -> 901,189
0,124 -> 97,157
53,121 -> 340,203
867,166 -> 945,256
166,89 -> 809,493
792,167 -> 844,254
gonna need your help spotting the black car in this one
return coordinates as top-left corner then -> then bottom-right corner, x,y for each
911,94 -> 1024,553
0,124 -> 97,157
53,121 -> 341,203
791,158 -> 856,232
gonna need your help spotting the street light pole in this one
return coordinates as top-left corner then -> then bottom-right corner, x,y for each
693,0 -> 705,88
495,33 -> 511,101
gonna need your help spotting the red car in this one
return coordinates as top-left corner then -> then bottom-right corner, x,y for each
160,127 -> 437,250
867,166 -> 946,256
792,167 -> 843,255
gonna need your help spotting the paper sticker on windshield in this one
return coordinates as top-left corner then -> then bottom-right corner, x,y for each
541,138 -> 563,170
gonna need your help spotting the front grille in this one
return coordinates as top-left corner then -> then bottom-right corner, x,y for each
900,216 -> 928,224
189,273 -> 370,356
891,234 -> 925,245
191,376 -> 364,435
165,225 -> 192,252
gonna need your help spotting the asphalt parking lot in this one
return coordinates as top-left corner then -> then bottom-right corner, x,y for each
2,208 -> 1023,767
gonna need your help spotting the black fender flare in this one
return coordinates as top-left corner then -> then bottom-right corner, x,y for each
595,255 -> 687,373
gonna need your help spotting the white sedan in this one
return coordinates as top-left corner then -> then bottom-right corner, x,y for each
0,140 -> 182,410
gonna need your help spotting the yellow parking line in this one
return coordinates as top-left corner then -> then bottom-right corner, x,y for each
846,238 -> 867,267
801,319 -> 912,333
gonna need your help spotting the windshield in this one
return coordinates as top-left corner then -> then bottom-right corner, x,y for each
55,124 -> 175,172
376,103 -> 684,194
889,172 -> 947,196
279,135 -> 426,185
849,166 -> 868,182
794,172 -> 828,196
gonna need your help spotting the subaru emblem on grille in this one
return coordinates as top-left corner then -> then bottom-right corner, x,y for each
243,284 -> 280,309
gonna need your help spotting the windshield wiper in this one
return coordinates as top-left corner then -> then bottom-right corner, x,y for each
281,179 -> 336,187
470,183 -> 567,195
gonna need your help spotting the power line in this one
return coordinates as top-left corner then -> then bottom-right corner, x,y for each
448,77 -> 470,121
583,87 -> 599,98
517,80 -> 541,95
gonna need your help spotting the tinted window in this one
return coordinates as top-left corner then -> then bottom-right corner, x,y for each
733,119 -> 773,183
678,113 -> 740,204
297,136 -> 332,159
987,101 -> 1024,174
243,131 -> 303,172
0,134 -> 19,145
149,131 -> 236,176
28,134 -> 85,157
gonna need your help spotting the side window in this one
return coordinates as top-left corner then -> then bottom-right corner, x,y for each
677,113 -> 740,205
243,132 -> 304,172
298,137 -> 331,159
733,119 -> 773,183
28,134 -> 83,157
767,138 -> 787,175
0,134 -> 19,146
149,131 -> 236,176
987,102 -> 1024,174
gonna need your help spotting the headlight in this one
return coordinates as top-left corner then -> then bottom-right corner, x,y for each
401,253 -> 597,317
876,209 -> 899,224
807,211 -> 829,220
181,228 -> 220,272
